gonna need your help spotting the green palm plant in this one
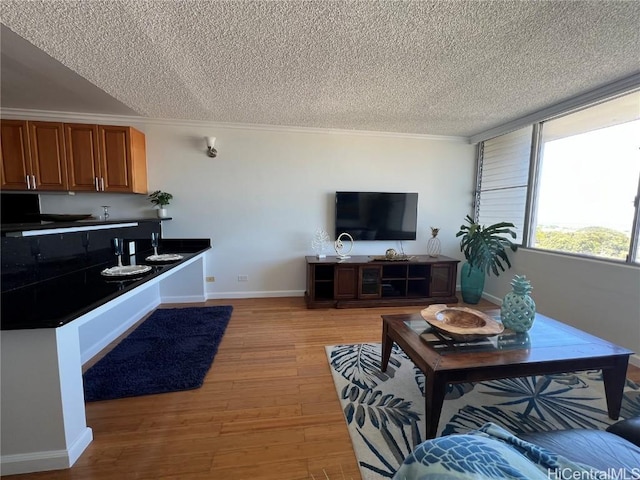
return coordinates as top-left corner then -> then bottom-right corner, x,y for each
456,215 -> 518,276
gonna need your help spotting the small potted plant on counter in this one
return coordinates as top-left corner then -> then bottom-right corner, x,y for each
149,190 -> 173,218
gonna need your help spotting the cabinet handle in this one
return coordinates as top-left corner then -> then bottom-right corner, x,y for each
31,175 -> 36,190
26,175 -> 31,190
95,177 -> 100,191
100,177 -> 105,191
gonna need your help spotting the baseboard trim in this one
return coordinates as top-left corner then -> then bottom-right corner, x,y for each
207,290 -> 305,300
160,294 -> 207,303
0,427 -> 92,476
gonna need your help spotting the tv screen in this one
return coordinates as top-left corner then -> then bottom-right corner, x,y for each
335,192 -> 418,241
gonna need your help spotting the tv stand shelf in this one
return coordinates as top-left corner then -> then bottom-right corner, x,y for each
305,255 -> 459,309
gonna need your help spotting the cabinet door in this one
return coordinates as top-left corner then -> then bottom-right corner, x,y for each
65,123 -> 100,191
28,121 -> 68,191
430,263 -> 456,297
98,125 -> 147,193
0,120 -> 31,190
359,265 -> 382,298
98,125 -> 133,192
334,265 -> 358,299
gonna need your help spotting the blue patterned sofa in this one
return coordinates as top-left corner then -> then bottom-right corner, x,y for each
393,419 -> 640,479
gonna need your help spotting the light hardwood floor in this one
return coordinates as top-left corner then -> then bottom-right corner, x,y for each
8,297 -> 640,480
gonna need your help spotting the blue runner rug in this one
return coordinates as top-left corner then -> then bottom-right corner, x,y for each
83,306 -> 233,401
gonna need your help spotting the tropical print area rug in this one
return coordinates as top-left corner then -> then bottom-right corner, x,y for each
325,343 -> 640,480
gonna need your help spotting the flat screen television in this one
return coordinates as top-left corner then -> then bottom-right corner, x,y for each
335,191 -> 418,241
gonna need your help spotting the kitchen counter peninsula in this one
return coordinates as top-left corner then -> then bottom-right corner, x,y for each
1,221 -> 212,476
1,239 -> 209,330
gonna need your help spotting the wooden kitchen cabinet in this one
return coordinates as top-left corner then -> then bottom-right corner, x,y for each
66,124 -> 147,193
65,123 -> 101,191
1,120 -> 31,190
2,120 -> 148,194
97,125 -> 147,193
1,120 -> 68,191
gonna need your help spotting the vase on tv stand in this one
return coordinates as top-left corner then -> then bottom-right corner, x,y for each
427,227 -> 441,257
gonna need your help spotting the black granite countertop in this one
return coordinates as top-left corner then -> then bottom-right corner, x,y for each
1,239 -> 210,330
1,217 -> 171,235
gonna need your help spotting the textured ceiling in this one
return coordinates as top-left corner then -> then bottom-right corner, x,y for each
1,0 -> 639,138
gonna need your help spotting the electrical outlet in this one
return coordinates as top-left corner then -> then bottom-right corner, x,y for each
238,275 -> 248,282
205,276 -> 215,282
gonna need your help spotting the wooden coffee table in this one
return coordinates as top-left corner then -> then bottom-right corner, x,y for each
381,307 -> 633,439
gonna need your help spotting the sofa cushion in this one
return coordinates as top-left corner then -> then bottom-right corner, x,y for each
606,416 -> 640,447
393,423 -> 601,480
520,429 -> 640,470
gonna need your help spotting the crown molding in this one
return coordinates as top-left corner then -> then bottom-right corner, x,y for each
0,108 -> 469,143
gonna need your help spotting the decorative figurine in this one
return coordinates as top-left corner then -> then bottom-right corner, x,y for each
427,227 -> 441,257
311,228 -> 330,259
334,232 -> 354,259
501,275 -> 536,332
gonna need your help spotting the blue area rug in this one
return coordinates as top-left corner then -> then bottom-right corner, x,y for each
326,343 -> 640,480
83,306 -> 233,402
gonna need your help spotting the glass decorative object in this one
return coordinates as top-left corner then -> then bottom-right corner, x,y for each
311,228 -> 330,258
460,262 -> 485,304
501,275 -> 536,332
427,227 -> 441,257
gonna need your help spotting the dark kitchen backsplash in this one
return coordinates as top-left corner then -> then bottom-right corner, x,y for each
1,221 -> 161,292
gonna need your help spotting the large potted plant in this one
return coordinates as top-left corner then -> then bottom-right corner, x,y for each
148,190 -> 173,218
456,215 -> 518,304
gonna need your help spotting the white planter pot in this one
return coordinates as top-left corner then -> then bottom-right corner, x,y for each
157,208 -> 168,218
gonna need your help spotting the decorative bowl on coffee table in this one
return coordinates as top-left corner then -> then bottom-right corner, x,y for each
420,304 -> 504,341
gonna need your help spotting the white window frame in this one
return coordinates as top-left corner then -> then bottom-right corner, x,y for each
475,88 -> 640,266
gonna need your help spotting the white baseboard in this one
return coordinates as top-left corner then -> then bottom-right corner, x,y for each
160,294 -> 207,303
0,427 -> 92,476
207,290 -> 304,300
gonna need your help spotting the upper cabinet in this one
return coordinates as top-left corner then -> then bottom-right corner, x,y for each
1,120 -> 147,194
65,123 -> 100,191
98,126 -> 147,193
1,120 -> 31,190
1,120 -> 68,191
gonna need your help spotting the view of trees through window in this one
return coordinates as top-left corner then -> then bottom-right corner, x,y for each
532,117 -> 639,261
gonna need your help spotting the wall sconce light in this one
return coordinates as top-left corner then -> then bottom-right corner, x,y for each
205,136 -> 217,158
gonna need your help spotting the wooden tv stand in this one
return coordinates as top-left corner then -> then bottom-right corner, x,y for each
305,255 -> 459,309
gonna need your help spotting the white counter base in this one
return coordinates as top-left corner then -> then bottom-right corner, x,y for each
0,253 -> 206,475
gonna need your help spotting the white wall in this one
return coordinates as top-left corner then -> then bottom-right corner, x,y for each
144,124 -> 475,297
38,117 -> 475,298
21,111 -> 640,363
484,249 -> 640,362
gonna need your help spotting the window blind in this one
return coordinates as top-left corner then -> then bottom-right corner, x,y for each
476,126 -> 533,243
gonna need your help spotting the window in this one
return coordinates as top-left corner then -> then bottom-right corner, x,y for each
476,90 -> 640,264
476,126 -> 532,244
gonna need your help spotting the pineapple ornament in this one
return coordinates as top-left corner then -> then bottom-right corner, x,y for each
501,275 -> 536,332
426,227 -> 441,257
